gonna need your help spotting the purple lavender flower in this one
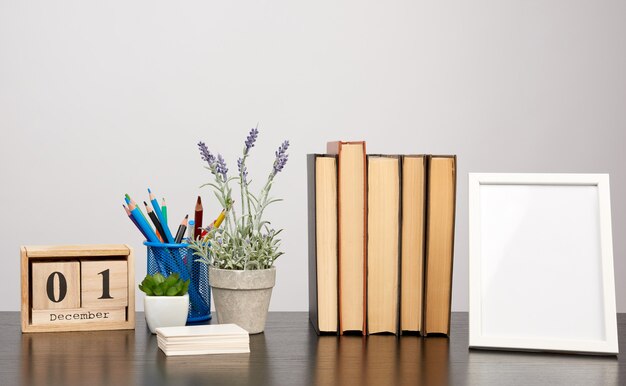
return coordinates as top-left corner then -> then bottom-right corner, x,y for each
198,141 -> 215,167
216,154 -> 228,180
272,140 -> 290,176
237,157 -> 248,184
244,127 -> 259,155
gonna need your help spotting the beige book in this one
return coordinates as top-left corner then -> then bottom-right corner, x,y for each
327,141 -> 367,334
367,155 -> 401,335
400,155 -> 427,333
307,154 -> 338,333
423,155 -> 457,335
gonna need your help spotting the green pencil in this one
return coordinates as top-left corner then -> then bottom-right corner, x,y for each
161,198 -> 168,224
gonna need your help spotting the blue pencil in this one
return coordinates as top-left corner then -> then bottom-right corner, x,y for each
126,193 -> 150,225
129,201 -> 159,242
148,188 -> 175,243
123,204 -> 150,240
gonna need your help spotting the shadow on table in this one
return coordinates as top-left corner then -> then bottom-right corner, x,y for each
21,329 -> 135,386
154,350 -> 252,386
465,349 -> 619,386
144,332 -> 271,386
314,333 -> 450,386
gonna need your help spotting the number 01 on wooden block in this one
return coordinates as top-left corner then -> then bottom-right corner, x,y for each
21,245 -> 135,333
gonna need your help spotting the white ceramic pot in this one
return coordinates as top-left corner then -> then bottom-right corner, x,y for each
209,266 -> 275,334
144,293 -> 189,334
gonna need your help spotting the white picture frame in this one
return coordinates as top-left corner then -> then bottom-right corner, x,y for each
469,173 -> 618,355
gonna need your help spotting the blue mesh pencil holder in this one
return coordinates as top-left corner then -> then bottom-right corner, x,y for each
145,241 -> 211,323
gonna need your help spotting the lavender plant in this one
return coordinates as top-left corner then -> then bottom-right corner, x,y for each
189,127 -> 290,270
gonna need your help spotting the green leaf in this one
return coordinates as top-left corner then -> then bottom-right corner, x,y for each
214,191 -> 227,208
201,182 -> 223,191
163,273 -> 179,287
166,286 -> 179,296
141,277 -> 154,289
266,198 -> 283,205
248,190 -> 259,201
153,272 -> 165,284
142,285 -> 154,296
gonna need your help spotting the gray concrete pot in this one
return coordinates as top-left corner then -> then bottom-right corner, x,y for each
209,266 -> 276,334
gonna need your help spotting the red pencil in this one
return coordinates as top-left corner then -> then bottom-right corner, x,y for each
194,196 -> 203,240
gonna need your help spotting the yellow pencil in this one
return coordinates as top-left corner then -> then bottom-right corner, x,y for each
213,209 -> 226,228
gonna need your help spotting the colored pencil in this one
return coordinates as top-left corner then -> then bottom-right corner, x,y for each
194,196 -> 203,240
174,214 -> 189,243
214,209 -> 226,228
188,220 -> 195,239
148,188 -> 175,243
185,219 -> 195,268
144,201 -> 167,243
201,208 -> 227,237
123,204 -> 149,240
161,198 -> 168,224
125,194 -> 149,224
161,197 -> 169,243
128,201 -> 159,242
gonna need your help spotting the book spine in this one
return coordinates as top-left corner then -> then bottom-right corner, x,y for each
420,155 -> 429,336
362,143 -> 368,336
396,156 -> 402,336
307,154 -> 321,335
326,143 -> 343,334
447,155 -> 457,336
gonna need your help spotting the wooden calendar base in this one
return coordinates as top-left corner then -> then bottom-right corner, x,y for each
21,244 -> 135,333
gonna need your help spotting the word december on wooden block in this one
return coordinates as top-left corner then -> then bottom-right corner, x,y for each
31,308 -> 126,325
21,244 -> 135,333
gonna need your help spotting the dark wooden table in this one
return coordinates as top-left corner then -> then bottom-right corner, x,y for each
1,312 -> 625,385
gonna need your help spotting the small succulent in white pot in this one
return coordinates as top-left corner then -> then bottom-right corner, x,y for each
189,127 -> 289,334
139,272 -> 190,334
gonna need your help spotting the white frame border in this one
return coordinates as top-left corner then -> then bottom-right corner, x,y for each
469,173 -> 618,355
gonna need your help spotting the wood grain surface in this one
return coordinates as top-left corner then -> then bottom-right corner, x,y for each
0,312 -> 624,385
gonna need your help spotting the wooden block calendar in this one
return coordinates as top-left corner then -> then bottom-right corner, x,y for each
21,244 -> 135,333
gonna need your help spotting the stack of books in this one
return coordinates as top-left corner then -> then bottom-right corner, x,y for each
308,141 -> 457,336
156,324 -> 250,356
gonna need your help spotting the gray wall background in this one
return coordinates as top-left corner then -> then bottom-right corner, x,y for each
1,0 -> 624,312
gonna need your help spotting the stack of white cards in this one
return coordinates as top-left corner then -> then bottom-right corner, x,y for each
156,324 -> 250,356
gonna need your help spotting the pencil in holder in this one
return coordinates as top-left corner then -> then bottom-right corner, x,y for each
144,241 -> 211,323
